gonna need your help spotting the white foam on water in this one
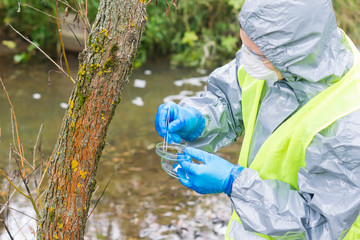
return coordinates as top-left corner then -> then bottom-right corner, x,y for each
32,93 -> 41,99
133,79 -> 147,88
131,96 -> 144,106
144,70 -> 152,75
174,76 -> 207,87
60,102 -> 69,109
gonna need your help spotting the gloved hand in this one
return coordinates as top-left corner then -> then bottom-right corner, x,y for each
176,147 -> 243,195
155,102 -> 205,143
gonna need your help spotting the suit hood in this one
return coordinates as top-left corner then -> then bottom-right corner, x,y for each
238,0 -> 354,82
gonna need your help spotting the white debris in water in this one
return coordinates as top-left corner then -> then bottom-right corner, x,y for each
144,69 -> 152,75
174,76 -> 208,87
131,96 -> 144,106
163,90 -> 195,102
213,224 -> 227,236
163,212 -> 173,217
145,143 -> 155,150
197,68 -> 207,75
32,93 -> 41,99
60,102 -> 69,109
133,79 -> 147,88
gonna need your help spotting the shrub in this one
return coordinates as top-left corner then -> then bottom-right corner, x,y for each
0,0 -> 359,68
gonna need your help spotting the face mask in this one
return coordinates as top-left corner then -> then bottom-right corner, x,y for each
241,46 -> 279,81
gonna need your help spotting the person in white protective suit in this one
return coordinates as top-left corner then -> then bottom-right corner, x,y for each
155,0 -> 360,239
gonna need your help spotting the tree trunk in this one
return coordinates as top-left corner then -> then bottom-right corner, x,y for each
38,0 -> 146,239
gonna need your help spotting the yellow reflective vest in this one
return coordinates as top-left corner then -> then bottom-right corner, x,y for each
225,36 -> 360,240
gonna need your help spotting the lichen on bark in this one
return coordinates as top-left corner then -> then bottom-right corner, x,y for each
38,0 -> 147,239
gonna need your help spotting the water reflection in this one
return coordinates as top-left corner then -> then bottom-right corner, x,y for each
0,54 -> 241,239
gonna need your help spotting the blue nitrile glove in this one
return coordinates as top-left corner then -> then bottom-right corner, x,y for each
155,102 -> 205,143
176,147 -> 243,195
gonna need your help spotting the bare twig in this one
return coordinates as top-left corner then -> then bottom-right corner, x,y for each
0,161 -> 44,220
24,157 -> 47,183
59,0 -> 78,12
5,149 -> 47,213
33,124 -> 44,171
0,218 -> 15,240
15,154 -> 50,211
32,125 -> 44,210
8,208 -> 29,240
10,110 -> 17,153
17,2 -> 57,20
37,159 -> 50,190
8,145 -> 12,168
18,2 -> 86,30
0,170 -> 30,199
35,188 -> 43,212
66,23 -> 83,48
55,0 -> 73,81
38,149 -> 54,190
21,179 -> 40,219
66,21 -> 88,30
85,0 -> 88,49
34,151 -> 53,213
12,149 -> 33,169
0,76 -> 41,219
47,70 -> 63,85
7,24 -> 75,84
0,189 -> 17,214
0,77 -> 25,169
35,185 -> 48,211
1,165 -> 43,219
88,164 -> 123,218
72,0 -> 91,32
0,204 -> 37,221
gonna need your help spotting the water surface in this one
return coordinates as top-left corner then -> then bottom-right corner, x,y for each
0,54 -> 242,239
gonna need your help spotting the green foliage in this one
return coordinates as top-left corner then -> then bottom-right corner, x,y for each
227,0 -> 245,11
182,31 -> 198,47
138,0 -> 360,69
1,40 -> 16,49
13,41 -> 39,63
0,0 -> 359,68
0,0 -> 99,61
139,0 -> 243,69
1,1 -> 55,47
333,0 -> 360,45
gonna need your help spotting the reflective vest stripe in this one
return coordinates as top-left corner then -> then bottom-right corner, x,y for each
237,69 -> 265,169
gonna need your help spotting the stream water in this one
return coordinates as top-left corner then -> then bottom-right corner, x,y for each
0,54 -> 242,239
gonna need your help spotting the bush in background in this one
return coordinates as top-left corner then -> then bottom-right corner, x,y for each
139,0 -> 244,69
333,0 -> 360,45
1,1 -> 56,49
0,0 -> 359,68
0,0 -> 99,59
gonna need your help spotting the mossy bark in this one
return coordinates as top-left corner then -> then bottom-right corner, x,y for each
38,0 -> 146,239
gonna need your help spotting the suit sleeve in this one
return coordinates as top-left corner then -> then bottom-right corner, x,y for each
179,51 -> 244,153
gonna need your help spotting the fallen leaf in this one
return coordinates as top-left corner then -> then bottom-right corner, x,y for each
2,40 -> 17,49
